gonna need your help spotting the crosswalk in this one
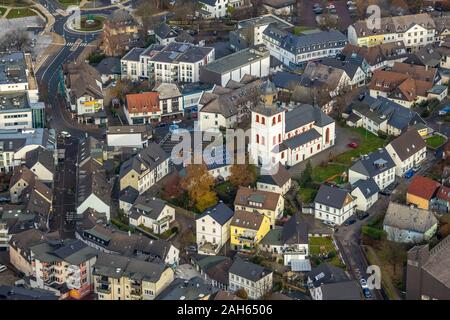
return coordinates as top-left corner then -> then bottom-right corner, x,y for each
65,42 -> 88,47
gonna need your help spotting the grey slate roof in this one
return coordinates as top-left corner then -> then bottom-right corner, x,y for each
30,239 -> 98,265
272,71 -> 302,90
308,263 -> 349,288
119,186 -> 139,205
281,128 -> 321,150
285,104 -> 333,132
314,184 -> 353,209
197,202 -> 234,226
156,276 -> 218,300
95,57 -> 121,75
387,129 -> 426,162
351,178 -> 380,199
258,164 -> 291,187
282,212 -> 308,245
320,280 -> 361,300
25,146 -> 54,174
320,57 -> 361,79
119,142 -> 169,179
384,202 -> 438,233
129,195 -> 168,221
229,257 -> 272,282
154,22 -> 178,40
122,47 -> 145,62
349,148 -> 395,179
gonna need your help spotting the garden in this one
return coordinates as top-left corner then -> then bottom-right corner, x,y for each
425,134 -> 447,149
308,236 -> 344,268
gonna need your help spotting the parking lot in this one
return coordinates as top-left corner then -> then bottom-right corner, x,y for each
296,0 -> 356,31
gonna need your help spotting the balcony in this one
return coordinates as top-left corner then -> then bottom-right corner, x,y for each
96,286 -> 111,294
237,233 -> 256,242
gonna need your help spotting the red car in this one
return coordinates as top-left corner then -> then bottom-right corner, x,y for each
348,142 -> 358,148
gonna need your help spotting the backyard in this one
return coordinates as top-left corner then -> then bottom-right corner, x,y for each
309,236 -> 344,268
425,134 -> 447,149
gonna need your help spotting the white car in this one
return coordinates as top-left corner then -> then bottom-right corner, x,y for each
0,265 -> 7,273
61,131 -> 71,138
172,119 -> 182,125
326,4 -> 336,9
347,0 -> 355,5
360,278 -> 368,289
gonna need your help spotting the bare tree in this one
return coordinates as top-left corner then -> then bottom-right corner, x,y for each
0,29 -> 31,52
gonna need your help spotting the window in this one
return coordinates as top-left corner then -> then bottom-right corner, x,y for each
261,117 -> 265,125
256,115 -> 259,123
256,134 -> 259,144
277,114 -> 281,122
281,152 -> 284,159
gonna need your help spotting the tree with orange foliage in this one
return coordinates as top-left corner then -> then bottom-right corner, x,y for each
181,164 -> 218,212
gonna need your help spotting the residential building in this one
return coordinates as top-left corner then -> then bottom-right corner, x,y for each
119,142 -> 170,194
30,239 -> 99,299
256,163 -> 291,195
197,0 -> 244,18
106,125 -> 153,149
262,26 -> 347,68
300,61 -> 351,97
435,185 -> 450,213
156,276 -> 218,300
200,45 -> 270,86
350,178 -> 380,212
196,202 -> 235,255
262,0 -> 294,15
124,92 -> 160,125
348,148 -> 396,191
0,204 -> 35,250
154,83 -> 184,119
93,253 -> 174,300
198,77 -> 262,131
259,213 -> 310,270
101,10 -> 139,57
341,42 -> 409,72
346,94 -> 426,136
120,47 -> 145,81
0,52 -> 39,100
230,14 -> 293,51
314,184 -> 356,226
9,166 -> 36,203
76,157 -> 111,220
228,257 -> 273,299
119,186 -> 139,212
24,146 -> 55,183
318,54 -> 369,87
154,22 -> 178,45
406,235 -> 450,300
0,128 -> 56,173
95,57 -> 121,84
190,254 -> 232,290
234,186 -> 284,226
348,13 -> 436,51
62,62 -> 106,125
407,176 -> 441,210
383,202 -> 438,243
128,196 -> 175,235
250,103 -> 335,168
230,210 -> 271,251
307,263 -> 361,300
76,224 -> 179,267
385,129 -> 427,177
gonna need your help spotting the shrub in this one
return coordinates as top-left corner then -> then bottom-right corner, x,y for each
362,226 -> 385,240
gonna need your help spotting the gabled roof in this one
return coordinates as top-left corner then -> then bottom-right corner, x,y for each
351,178 -> 380,199
384,202 -> 438,233
388,129 -> 426,161
314,184 -> 354,209
349,148 -> 396,178
119,142 -> 169,178
197,202 -> 234,226
25,146 -> 54,174
129,195 -> 169,221
282,212 -> 308,245
284,104 -> 333,132
308,263 -> 348,288
272,71 -> 302,90
234,186 -> 281,211
230,210 -> 265,231
407,176 -> 440,201
258,164 -> 291,188
154,22 -> 178,39
229,257 -> 272,282
126,92 -> 160,114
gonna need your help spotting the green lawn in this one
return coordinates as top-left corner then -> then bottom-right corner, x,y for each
6,8 -> 36,19
313,163 -> 347,183
425,135 -> 447,149
298,187 -> 318,203
309,236 -> 343,268
293,26 -> 313,35
57,0 -> 81,8
0,7 -> 6,17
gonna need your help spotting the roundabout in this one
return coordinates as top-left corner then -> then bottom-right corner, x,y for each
65,13 -> 105,34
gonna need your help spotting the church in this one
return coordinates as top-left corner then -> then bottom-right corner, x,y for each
250,80 -> 336,168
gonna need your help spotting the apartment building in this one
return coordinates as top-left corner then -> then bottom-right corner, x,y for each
29,239 -> 98,299
262,26 -> 347,68
119,142 -> 170,194
230,210 -> 271,251
106,125 -> 153,149
348,13 -> 436,51
93,253 -> 174,300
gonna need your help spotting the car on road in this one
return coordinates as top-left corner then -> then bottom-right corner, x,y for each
169,124 -> 180,133
363,287 -> 372,299
61,131 -> 71,138
185,244 -> 197,252
348,142 -> 358,148
172,119 -> 182,125
0,265 -> 7,273
357,211 -> 369,220
404,168 -> 415,179
438,106 -> 450,115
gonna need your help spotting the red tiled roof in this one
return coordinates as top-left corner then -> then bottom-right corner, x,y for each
126,92 -> 159,114
407,175 -> 441,200
437,185 -> 450,202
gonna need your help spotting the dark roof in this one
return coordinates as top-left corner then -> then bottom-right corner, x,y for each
258,164 -> 291,187
320,281 -> 361,300
25,146 -> 54,174
349,148 -> 396,178
156,276 -> 218,300
119,142 -> 169,178
282,213 -> 308,245
314,185 -> 353,209
95,57 -> 121,75
129,196 -> 168,221
197,202 -> 234,226
281,128 -> 322,150
272,71 -> 302,90
285,104 -> 333,132
154,23 -> 178,39
119,186 -> 139,205
388,129 -> 426,162
320,57 -> 362,79
308,263 -> 349,288
351,178 -> 380,199
229,257 -> 272,282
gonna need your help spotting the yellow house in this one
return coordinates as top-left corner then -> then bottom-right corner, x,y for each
230,210 -> 271,251
406,175 -> 441,210
358,34 -> 385,47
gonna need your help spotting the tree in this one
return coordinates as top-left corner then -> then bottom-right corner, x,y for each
318,14 -> 339,31
229,164 -> 257,188
235,288 -> 248,299
300,160 -> 313,187
0,29 -> 31,52
181,164 -> 218,212
162,172 -> 184,200
381,241 -> 406,275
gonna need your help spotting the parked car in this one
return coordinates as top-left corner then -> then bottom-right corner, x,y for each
348,142 -> 358,149
172,119 -> 182,125
363,288 -> 372,299
185,244 -> 197,252
404,169 -> 415,179
360,278 -> 368,288
347,0 -> 356,5
0,265 -> 7,273
357,211 -> 369,220
438,106 -> 450,115
60,131 -> 71,138
412,164 -> 421,172
323,220 -> 336,227
344,218 -> 356,226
